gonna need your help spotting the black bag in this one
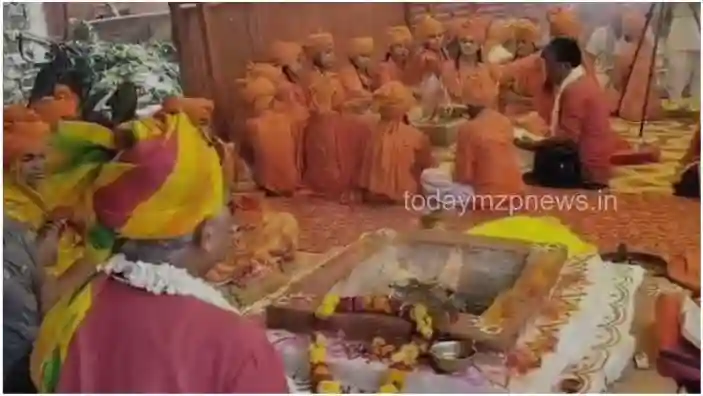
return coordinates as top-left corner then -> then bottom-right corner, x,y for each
673,162 -> 700,199
529,142 -> 583,188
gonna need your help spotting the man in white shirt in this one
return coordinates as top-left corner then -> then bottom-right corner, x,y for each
585,13 -> 654,90
665,3 -> 700,102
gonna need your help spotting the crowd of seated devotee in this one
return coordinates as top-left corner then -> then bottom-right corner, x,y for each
234,5 -> 698,204
3,4 -> 699,393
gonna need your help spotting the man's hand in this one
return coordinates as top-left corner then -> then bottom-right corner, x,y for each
35,220 -> 63,269
514,136 -> 538,151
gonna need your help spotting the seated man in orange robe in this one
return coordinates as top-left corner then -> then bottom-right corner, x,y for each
515,37 -> 617,189
240,77 -> 301,196
440,20 -> 500,106
484,19 -> 516,65
339,37 -> 376,100
246,61 -> 306,170
421,72 -> 525,210
498,18 -> 544,117
359,81 -> 434,203
269,41 -> 310,128
376,26 -> 415,88
443,17 -> 470,61
412,15 -> 447,84
610,10 -> 663,122
301,31 -> 373,202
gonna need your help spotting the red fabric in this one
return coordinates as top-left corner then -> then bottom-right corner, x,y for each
58,277 -> 288,393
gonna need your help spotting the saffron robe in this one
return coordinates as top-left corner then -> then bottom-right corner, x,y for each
246,109 -> 301,195
302,70 -> 372,200
376,59 -> 414,88
611,42 -> 663,122
359,121 -> 434,203
55,277 -> 289,393
453,109 -> 525,196
413,48 -> 445,83
547,75 -> 617,184
338,64 -> 374,99
440,61 -> 500,107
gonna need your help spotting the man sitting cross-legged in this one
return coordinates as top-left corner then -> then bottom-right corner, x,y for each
29,109 -> 290,393
420,74 -> 525,213
515,37 -> 617,189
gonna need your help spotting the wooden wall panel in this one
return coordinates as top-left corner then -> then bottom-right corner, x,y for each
174,2 -> 405,142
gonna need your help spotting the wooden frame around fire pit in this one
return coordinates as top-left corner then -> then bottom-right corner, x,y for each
265,229 -> 568,350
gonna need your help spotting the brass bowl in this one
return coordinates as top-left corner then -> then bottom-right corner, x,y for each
429,340 -> 477,374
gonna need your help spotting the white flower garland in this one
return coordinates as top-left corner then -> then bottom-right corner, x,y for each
101,254 -> 239,315
100,255 -> 303,392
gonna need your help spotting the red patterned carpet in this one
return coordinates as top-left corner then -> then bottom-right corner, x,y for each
267,188 -> 701,260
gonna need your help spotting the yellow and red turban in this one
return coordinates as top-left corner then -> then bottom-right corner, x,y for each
245,62 -> 285,84
415,14 -> 444,40
304,31 -> 334,56
270,40 -> 304,67
160,96 -> 215,126
3,106 -> 50,169
348,37 -> 374,57
386,26 -> 413,47
47,109 -> 225,263
373,81 -> 416,117
547,6 -> 582,40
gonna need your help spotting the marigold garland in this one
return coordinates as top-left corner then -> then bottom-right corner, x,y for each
309,294 -> 435,393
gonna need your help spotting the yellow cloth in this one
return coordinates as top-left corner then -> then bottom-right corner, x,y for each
513,18 -> 540,43
467,216 -> 597,257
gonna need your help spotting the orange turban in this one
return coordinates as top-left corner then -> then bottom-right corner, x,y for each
445,17 -> 470,41
30,97 -> 78,126
245,62 -> 285,84
373,81 -> 416,116
461,67 -> 499,108
348,37 -> 375,57
622,10 -> 647,40
4,107 -> 50,169
3,104 -> 40,128
386,26 -> 413,46
161,97 -> 215,126
304,31 -> 334,55
415,15 -> 444,40
239,77 -> 277,111
270,40 -> 303,66
459,19 -> 488,43
547,6 -> 582,39
513,18 -> 540,43
486,19 -> 514,44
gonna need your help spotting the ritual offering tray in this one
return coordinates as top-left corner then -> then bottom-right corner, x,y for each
408,105 -> 467,147
266,229 -> 568,351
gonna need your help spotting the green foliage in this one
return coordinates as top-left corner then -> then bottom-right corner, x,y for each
3,19 -> 182,108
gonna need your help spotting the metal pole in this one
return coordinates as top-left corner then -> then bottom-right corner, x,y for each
617,2 -> 656,113
637,3 -> 666,139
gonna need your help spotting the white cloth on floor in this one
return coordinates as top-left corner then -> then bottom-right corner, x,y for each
420,167 -> 475,214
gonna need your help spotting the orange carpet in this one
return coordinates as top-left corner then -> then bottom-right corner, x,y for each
268,188 -> 700,261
